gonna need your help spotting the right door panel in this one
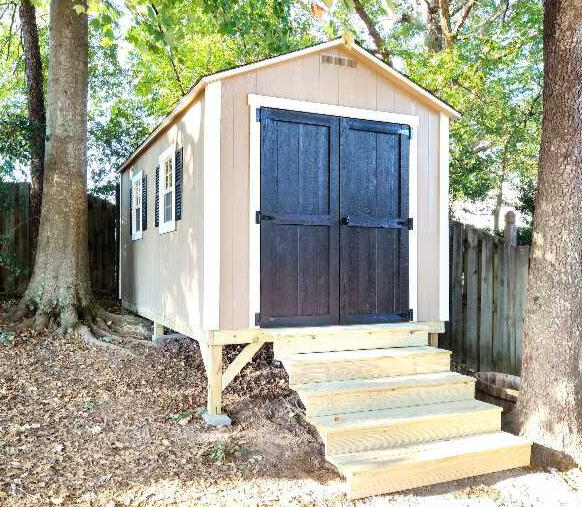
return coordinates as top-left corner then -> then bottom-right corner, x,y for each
339,117 -> 410,324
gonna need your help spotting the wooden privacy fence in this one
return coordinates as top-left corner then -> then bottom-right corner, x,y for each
440,212 -> 530,376
0,182 -> 117,295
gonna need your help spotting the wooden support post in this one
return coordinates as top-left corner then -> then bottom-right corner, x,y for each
428,333 -> 439,348
201,341 -> 231,426
152,320 -> 164,341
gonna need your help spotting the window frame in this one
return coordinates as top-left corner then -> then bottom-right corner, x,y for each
131,170 -> 143,241
158,145 -> 176,235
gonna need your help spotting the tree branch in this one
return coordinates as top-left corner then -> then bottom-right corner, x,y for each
352,0 -> 391,64
149,1 -> 186,96
453,0 -> 477,38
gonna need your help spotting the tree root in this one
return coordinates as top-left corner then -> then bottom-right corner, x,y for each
77,325 -> 135,357
12,290 -> 154,357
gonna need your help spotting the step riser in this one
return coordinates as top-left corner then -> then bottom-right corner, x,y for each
345,443 -> 531,500
323,410 -> 501,456
274,330 -> 428,358
300,381 -> 476,418
286,353 -> 450,384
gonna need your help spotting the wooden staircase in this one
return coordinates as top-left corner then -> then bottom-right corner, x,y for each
273,323 -> 531,500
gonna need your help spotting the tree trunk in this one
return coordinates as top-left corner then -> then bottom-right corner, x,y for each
19,0 -> 93,332
425,0 -> 444,51
517,0 -> 582,468
19,0 -> 46,256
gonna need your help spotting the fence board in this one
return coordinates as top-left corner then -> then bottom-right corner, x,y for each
514,247 -> 529,373
450,221 -> 465,363
443,213 -> 530,376
463,226 -> 479,371
478,233 -> 493,371
0,183 -> 117,295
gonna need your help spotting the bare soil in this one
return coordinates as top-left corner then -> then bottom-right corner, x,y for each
1,298 -> 581,506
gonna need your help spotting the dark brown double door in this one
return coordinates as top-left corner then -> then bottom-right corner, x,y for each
258,107 -> 411,327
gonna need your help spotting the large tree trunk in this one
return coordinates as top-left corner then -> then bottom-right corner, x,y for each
517,0 -> 582,468
19,0 -> 93,332
19,0 -> 46,255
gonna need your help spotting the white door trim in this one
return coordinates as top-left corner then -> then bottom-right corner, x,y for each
247,93 -> 419,328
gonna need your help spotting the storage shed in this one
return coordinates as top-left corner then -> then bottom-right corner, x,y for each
118,39 -> 530,498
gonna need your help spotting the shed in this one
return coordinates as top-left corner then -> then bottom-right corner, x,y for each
118,39 -> 530,498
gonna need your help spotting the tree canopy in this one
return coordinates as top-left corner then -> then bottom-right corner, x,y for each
0,0 -> 542,220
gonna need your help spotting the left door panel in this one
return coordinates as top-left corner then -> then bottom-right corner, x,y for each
259,108 -> 340,327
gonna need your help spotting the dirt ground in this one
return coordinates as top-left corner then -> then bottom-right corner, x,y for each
1,298 -> 581,507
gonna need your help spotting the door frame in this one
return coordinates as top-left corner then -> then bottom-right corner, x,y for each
247,93 -> 419,328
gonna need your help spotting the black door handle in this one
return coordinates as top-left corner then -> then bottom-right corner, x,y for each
341,215 -> 350,225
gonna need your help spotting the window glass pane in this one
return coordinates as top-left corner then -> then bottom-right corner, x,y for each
164,159 -> 173,190
135,180 -> 141,206
136,207 -> 141,232
164,191 -> 172,222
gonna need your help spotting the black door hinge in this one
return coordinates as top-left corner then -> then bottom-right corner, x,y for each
255,312 -> 261,326
256,211 -> 274,224
398,217 -> 413,230
399,309 -> 413,321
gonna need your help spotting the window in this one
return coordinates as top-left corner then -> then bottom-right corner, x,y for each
131,170 -> 143,240
158,145 -> 176,234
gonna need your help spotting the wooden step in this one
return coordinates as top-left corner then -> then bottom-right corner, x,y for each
282,346 -> 450,384
329,431 -> 531,500
311,399 -> 501,456
273,323 -> 428,358
295,372 -> 476,418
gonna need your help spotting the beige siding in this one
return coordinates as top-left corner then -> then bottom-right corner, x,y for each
120,94 -> 205,337
220,48 -> 444,328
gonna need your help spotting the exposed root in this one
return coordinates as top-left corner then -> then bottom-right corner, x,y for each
78,325 -> 135,357
91,325 -> 157,349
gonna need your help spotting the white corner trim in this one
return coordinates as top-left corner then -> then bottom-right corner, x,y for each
247,94 -> 419,326
158,145 -> 176,235
248,94 -> 419,127
202,80 -> 222,331
439,113 -> 450,321
131,170 -> 143,241
408,127 -> 418,322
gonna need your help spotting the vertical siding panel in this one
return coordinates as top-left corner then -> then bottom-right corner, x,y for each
338,61 -> 376,109
232,72 -> 257,326
317,51 -> 339,105
220,79 -> 235,328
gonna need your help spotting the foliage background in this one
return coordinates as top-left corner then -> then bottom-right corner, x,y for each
0,0 -> 542,224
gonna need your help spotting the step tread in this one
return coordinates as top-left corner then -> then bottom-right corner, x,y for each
269,322 -> 429,340
329,431 -> 531,473
310,399 -> 500,432
284,346 -> 450,365
295,371 -> 475,394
